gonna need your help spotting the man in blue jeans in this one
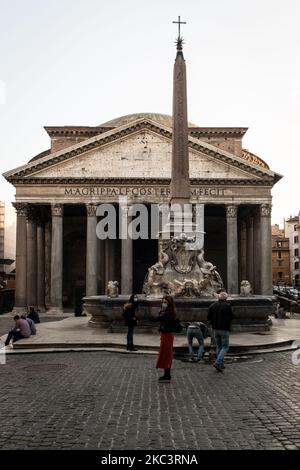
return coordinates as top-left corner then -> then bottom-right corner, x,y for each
187,322 -> 205,362
207,292 -> 234,372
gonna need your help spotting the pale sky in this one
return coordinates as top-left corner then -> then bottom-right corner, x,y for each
0,0 -> 300,227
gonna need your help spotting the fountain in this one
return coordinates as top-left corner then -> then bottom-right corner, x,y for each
84,29 -> 273,332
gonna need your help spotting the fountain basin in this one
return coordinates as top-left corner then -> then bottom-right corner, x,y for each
84,295 -> 274,332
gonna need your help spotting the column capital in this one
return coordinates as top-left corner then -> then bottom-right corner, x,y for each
26,206 -> 38,222
86,203 -> 98,217
260,203 -> 272,218
158,203 -> 170,215
226,204 -> 238,218
13,202 -> 28,217
192,203 -> 204,216
51,204 -> 64,217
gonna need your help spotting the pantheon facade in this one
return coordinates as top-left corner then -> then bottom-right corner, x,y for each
4,113 -> 281,313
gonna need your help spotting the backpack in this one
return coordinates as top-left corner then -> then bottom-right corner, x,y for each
199,322 -> 210,338
173,318 -> 183,333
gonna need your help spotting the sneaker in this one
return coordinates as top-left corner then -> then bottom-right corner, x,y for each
188,357 -> 195,362
213,362 -> 223,373
220,363 -> 226,370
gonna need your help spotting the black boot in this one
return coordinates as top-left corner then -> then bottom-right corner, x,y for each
158,368 -> 171,382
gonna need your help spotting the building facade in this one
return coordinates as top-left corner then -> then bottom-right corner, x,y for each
272,224 -> 290,285
3,113 -> 281,313
285,214 -> 300,286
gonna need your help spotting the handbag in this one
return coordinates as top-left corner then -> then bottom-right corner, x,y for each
173,318 -> 183,333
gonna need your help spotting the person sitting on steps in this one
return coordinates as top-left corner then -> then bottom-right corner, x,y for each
5,315 -> 31,346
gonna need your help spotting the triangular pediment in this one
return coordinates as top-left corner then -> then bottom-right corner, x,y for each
3,118 -> 279,184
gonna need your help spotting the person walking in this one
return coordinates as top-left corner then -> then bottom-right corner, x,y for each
156,295 -> 177,382
122,294 -> 138,351
207,292 -> 234,372
186,322 -> 208,362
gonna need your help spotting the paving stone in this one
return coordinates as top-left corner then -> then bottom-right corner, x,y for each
0,350 -> 299,449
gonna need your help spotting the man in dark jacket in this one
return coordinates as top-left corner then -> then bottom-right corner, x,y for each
207,292 -> 234,372
123,295 -> 138,351
27,306 -> 40,324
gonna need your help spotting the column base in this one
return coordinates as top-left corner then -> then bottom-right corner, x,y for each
46,308 -> 65,315
37,306 -> 46,313
11,306 -> 27,316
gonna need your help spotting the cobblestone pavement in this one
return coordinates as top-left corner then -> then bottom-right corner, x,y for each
0,350 -> 299,450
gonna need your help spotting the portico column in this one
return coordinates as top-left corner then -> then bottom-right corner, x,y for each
246,216 -> 254,286
260,203 -> 273,295
37,219 -> 46,311
13,203 -> 28,311
240,220 -> 247,281
27,207 -> 37,308
86,203 -> 98,296
253,207 -> 261,294
226,205 -> 239,294
44,221 -> 52,309
121,206 -> 133,294
50,204 -> 64,314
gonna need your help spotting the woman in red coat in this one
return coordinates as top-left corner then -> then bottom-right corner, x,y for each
156,295 -> 176,382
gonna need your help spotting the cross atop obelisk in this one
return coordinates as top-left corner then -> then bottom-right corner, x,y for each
170,16 -> 190,205
172,15 -> 186,48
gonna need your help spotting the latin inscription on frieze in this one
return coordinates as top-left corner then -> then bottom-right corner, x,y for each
64,187 -> 226,198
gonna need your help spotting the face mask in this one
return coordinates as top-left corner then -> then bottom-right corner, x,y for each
161,302 -> 168,310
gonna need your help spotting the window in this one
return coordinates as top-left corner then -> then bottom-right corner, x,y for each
278,272 -> 283,279
295,236 -> 299,244
294,224 -> 298,231
295,262 -> 299,270
277,241 -> 282,247
295,249 -> 299,257
278,251 -> 282,259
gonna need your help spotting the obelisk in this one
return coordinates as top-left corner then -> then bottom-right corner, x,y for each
170,27 -> 190,206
